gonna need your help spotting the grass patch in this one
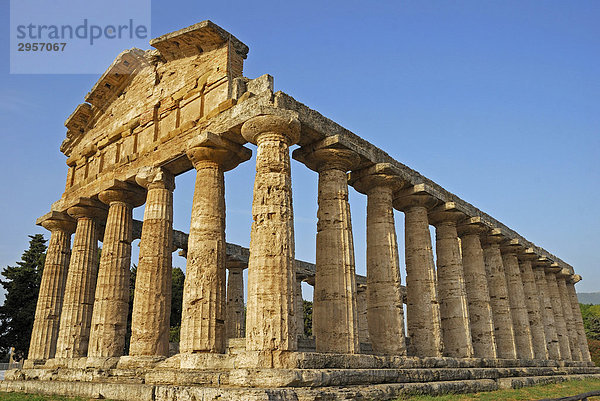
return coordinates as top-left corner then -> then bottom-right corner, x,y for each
396,378 -> 600,400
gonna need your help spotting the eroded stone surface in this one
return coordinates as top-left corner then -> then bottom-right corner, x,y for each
482,233 -> 517,359
457,219 -> 497,359
130,168 -> 175,356
242,115 -> 299,353
394,187 -> 442,358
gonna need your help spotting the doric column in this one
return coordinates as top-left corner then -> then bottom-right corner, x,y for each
429,203 -> 473,358
350,164 -> 406,355
88,181 -> 145,358
556,268 -> 582,361
226,264 -> 246,339
129,167 -> 175,357
481,230 -> 517,359
55,199 -> 106,358
500,240 -> 534,359
457,217 -> 497,358
546,264 -> 572,360
295,146 -> 360,354
393,185 -> 442,357
28,211 -> 76,361
518,249 -> 548,360
356,283 -> 370,347
180,134 -> 251,354
242,115 -> 300,352
532,258 -> 561,360
567,274 -> 592,362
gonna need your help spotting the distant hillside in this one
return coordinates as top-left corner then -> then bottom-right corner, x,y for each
578,292 -> 600,305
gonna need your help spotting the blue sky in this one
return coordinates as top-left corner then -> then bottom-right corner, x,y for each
0,1 -> 598,303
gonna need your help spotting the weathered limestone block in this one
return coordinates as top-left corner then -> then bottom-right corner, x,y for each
28,212 -> 76,361
394,186 -> 442,357
226,265 -> 246,339
181,137 -> 250,354
546,267 -> 572,360
567,275 -> 592,362
457,218 -> 497,359
557,269 -> 582,361
356,284 -> 370,345
429,203 -> 474,358
88,181 -> 145,357
532,259 -> 561,360
241,114 -> 300,352
481,231 -> 517,359
500,241 -> 534,360
350,166 -> 406,356
56,199 -> 106,358
129,168 -> 175,357
518,250 -> 548,360
304,147 -> 360,354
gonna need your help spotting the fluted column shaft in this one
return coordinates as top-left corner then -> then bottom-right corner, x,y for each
501,247 -> 534,359
556,272 -> 582,361
533,266 -> 561,360
431,211 -> 473,358
56,202 -> 104,358
180,148 -> 235,353
566,277 -> 592,362
546,269 -> 572,360
311,149 -> 360,354
363,180 -> 406,355
129,168 -> 174,356
393,188 -> 442,358
226,266 -> 245,339
28,215 -> 75,360
458,223 -> 497,358
242,115 -> 299,352
404,205 -> 442,357
519,256 -> 548,360
88,184 -> 143,358
482,236 -> 517,359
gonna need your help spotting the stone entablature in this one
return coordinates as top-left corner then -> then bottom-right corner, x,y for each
9,20 -> 596,401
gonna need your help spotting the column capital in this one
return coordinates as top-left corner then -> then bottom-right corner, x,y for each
480,229 -> 504,248
298,147 -> 360,173
456,216 -> 487,237
136,166 -> 175,191
36,211 -> 76,234
556,268 -> 572,279
186,132 -> 252,172
428,202 -> 465,226
569,274 -> 582,284
348,163 -> 405,194
500,238 -> 525,255
532,256 -> 552,269
546,262 -> 562,274
518,247 -> 539,262
393,184 -> 440,211
241,114 -> 301,145
66,197 -> 108,220
98,180 -> 146,207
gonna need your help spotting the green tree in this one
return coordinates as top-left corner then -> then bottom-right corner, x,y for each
169,267 -> 184,342
580,304 -> 600,341
303,300 -> 313,337
0,234 -> 47,361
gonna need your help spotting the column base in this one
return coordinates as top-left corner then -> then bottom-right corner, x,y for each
5,351 -> 600,401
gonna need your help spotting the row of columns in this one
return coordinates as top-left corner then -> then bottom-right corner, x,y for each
28,113 -> 591,365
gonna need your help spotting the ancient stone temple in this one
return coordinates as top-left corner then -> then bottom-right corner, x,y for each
3,21 -> 599,401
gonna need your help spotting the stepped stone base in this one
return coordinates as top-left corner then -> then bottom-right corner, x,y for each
3,350 -> 599,401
